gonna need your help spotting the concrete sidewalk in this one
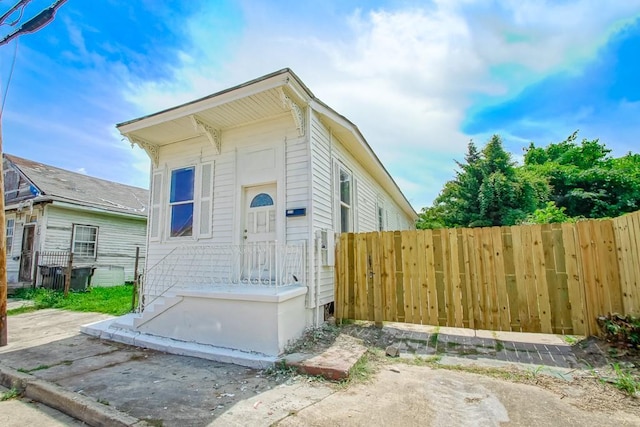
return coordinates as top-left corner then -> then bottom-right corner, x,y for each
0,309 -> 629,426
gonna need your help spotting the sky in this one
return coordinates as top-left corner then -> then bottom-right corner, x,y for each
0,0 -> 639,211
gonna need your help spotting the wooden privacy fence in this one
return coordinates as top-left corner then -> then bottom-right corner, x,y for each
335,210 -> 640,336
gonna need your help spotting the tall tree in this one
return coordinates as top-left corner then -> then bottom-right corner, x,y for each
419,135 -> 537,228
523,132 -> 640,218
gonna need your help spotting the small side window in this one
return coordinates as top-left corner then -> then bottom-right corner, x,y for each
6,219 -> 14,255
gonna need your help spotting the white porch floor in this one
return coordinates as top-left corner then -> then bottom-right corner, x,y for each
81,314 -> 278,369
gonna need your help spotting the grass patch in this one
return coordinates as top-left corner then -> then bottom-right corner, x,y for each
428,333 -> 439,347
563,335 -> 579,345
11,286 -> 133,316
6,306 -> 37,316
18,364 -> 50,373
0,388 -> 21,401
348,351 -> 378,383
611,363 -> 640,396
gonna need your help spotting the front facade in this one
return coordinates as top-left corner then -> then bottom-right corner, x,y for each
3,155 -> 148,289
115,69 -> 416,357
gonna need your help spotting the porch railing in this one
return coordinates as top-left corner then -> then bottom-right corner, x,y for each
139,241 -> 306,310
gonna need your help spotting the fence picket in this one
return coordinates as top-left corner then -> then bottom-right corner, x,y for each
424,230 -> 439,325
369,232 -> 383,324
333,210 -> 640,334
491,227 -> 510,331
561,223 -> 586,335
416,231 -> 429,325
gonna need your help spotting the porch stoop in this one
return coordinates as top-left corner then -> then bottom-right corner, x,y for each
133,294 -> 184,329
81,317 -> 278,369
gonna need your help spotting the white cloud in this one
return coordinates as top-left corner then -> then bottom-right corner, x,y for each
121,0 -> 640,208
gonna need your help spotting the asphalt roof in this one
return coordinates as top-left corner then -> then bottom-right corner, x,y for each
4,154 -> 148,217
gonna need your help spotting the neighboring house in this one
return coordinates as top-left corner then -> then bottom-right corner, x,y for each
87,68 -> 416,364
3,154 -> 148,288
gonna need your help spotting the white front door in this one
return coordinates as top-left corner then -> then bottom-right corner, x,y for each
242,184 -> 277,282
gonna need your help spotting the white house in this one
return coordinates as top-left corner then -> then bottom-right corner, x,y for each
3,154 -> 148,290
83,69 -> 416,366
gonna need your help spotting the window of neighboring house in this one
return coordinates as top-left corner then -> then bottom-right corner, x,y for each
72,225 -> 98,258
378,206 -> 385,231
169,166 -> 195,237
339,167 -> 352,233
6,219 -> 14,255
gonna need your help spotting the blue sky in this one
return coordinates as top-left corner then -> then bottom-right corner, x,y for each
1,0 -> 639,210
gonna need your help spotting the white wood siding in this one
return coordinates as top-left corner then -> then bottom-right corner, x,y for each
285,134 -> 309,243
42,205 -> 146,283
309,115 -> 335,305
144,114 -> 310,289
309,111 -> 415,305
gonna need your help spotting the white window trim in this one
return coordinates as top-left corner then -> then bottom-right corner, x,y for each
377,201 -> 386,232
161,161 -> 215,242
6,218 -> 14,256
72,224 -> 98,258
334,161 -> 353,233
167,165 -> 196,240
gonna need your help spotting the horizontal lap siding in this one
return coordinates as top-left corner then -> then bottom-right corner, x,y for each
310,115 -> 336,305
145,115 -> 309,294
43,205 -> 146,282
286,134 -> 310,243
310,113 -> 415,306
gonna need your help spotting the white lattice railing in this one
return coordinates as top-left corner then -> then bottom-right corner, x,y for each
138,241 -> 306,310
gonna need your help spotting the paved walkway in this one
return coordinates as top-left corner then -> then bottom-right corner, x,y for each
345,322 -> 581,370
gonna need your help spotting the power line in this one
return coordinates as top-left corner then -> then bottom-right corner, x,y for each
0,0 -> 31,27
0,0 -> 67,46
1,38 -> 18,114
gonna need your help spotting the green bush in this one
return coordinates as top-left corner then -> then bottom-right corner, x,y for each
597,313 -> 640,350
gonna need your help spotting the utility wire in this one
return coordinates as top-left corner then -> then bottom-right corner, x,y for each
0,38 -> 18,115
0,0 -> 31,27
0,0 -> 67,46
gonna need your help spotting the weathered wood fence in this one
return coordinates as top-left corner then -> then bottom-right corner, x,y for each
335,210 -> 640,336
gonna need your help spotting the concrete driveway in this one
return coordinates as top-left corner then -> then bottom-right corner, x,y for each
1,309 -> 639,426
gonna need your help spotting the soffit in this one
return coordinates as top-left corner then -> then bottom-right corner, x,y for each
129,88 -> 295,146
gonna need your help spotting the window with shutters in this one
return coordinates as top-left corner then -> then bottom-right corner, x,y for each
169,167 -> 195,237
162,163 -> 214,240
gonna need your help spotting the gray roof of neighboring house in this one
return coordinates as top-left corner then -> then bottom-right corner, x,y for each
4,154 -> 148,217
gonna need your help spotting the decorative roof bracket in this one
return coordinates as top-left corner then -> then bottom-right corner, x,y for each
127,135 -> 159,167
279,88 -> 305,137
191,115 -> 222,154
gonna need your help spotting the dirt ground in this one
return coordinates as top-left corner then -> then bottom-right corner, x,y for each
2,310 -> 640,426
285,321 -> 640,421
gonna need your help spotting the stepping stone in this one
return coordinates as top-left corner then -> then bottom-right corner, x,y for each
281,334 -> 367,381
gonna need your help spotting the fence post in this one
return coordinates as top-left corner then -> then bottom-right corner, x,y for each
32,251 -> 39,288
64,252 -> 73,298
132,246 -> 139,312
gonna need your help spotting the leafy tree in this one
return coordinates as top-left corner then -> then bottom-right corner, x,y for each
417,132 -> 640,229
523,132 -> 640,218
419,135 -> 537,228
522,201 -> 573,224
